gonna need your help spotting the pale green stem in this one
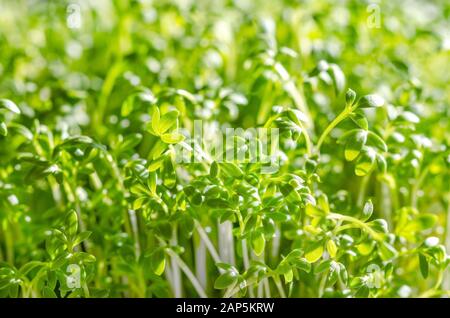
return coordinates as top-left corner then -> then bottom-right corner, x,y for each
273,276 -> 286,298
166,249 -> 207,298
316,107 -> 352,153
327,213 -> 383,241
194,221 -> 222,264
357,174 -> 371,207
411,165 -> 430,208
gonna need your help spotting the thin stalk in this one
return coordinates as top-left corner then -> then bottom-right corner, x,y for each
194,221 -> 222,264
270,227 -> 281,265
257,83 -> 274,125
166,249 -> 207,298
419,269 -> 445,298
93,61 -> 123,137
194,232 -> 207,290
380,181 -> 392,226
316,106 -> 352,153
318,270 -> 328,297
242,239 -> 250,270
263,278 -> 271,297
327,212 -> 383,241
257,281 -> 264,298
284,77 -> 314,130
170,227 -> 182,298
357,174 -> 371,207
224,277 -> 258,298
411,165 -> 430,208
218,221 -> 235,265
128,209 -> 141,257
240,239 -> 254,297
273,276 -> 286,298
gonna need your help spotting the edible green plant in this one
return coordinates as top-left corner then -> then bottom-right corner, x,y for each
0,0 -> 449,298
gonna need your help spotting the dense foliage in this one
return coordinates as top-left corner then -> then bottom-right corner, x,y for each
0,0 -> 449,298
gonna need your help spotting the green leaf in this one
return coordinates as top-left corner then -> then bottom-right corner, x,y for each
361,200 -> 374,221
345,130 -> 367,161
355,148 -> 376,176
159,110 -> 179,134
369,219 -> 389,233
73,231 -> 92,247
121,94 -> 135,117
356,240 -> 376,256
0,122 -> 7,136
305,203 -> 327,217
345,88 -> 357,106
327,63 -> 345,95
42,286 -> 57,298
65,210 -> 79,238
251,232 -> 265,256
326,240 -> 337,258
378,241 -> 397,261
210,161 -> 219,178
305,243 -> 324,263
0,99 -> 21,114
419,254 -> 428,278
8,123 -> 33,140
367,131 -> 388,152
357,94 -> 385,108
314,260 -> 332,274
291,258 -> 311,273
205,198 -> 230,208
151,106 -> 161,136
338,263 -> 348,285
284,269 -> 294,283
118,133 -> 142,153
214,271 -> 238,289
376,154 -> 387,173
349,112 -> 368,130
151,249 -> 166,276
401,214 -> 438,234
161,132 -> 185,144
399,111 -> 420,124
219,162 -> 244,178
19,261 -> 45,276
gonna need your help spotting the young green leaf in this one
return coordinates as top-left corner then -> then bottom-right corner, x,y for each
362,200 -> 374,221
305,243 -> 324,263
0,99 -> 21,114
357,95 -> 385,108
151,249 -> 166,276
345,130 -> 367,161
355,148 -> 376,176
326,240 -> 338,258
214,271 -> 238,289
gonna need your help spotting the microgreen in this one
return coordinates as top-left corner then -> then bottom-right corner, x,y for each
0,0 -> 449,299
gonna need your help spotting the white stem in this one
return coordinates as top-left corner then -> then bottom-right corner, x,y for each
195,221 -> 222,264
170,227 -> 182,297
195,234 -> 207,290
167,249 -> 207,298
128,209 -> 141,257
218,221 -> 235,265
242,239 -> 250,269
381,182 -> 392,225
271,227 -> 281,261
241,239 -> 254,297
